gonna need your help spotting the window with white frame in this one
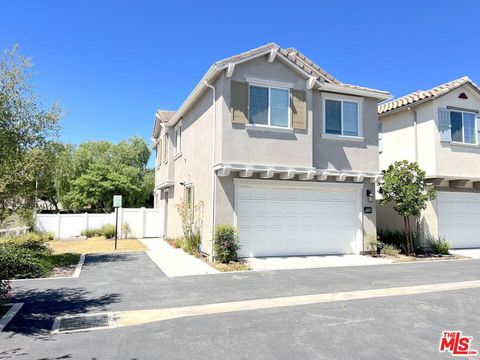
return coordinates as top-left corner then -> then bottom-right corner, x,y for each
174,123 -> 182,155
156,139 -> 162,166
378,123 -> 383,153
450,111 -> 477,144
249,85 -> 289,127
163,133 -> 168,161
324,98 -> 360,137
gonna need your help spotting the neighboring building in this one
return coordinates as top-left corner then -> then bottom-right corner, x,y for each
378,76 -> 480,248
152,43 -> 390,257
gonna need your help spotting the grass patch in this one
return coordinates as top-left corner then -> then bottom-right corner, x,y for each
47,237 -> 147,254
210,261 -> 251,272
0,305 -> 11,318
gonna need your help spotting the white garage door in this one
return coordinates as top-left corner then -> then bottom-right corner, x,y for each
438,191 -> 480,249
235,180 -> 362,257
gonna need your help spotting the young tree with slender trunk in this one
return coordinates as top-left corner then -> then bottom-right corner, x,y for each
378,161 -> 436,255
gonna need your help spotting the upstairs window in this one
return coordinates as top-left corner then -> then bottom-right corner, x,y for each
249,85 -> 289,127
440,108 -> 478,145
174,123 -> 182,155
163,133 -> 168,161
324,98 -> 360,137
156,139 -> 162,166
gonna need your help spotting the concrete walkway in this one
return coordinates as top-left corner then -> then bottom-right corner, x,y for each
141,238 -> 219,277
451,248 -> 480,259
247,254 -> 394,271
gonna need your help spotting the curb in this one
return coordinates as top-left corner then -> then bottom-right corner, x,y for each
0,303 -> 24,332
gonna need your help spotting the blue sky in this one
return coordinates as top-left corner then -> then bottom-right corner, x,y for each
1,1 -> 479,167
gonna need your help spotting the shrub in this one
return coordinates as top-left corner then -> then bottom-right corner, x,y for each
168,237 -> 183,249
0,280 -> 11,306
100,224 -> 116,239
176,199 -> 204,255
0,245 -> 53,279
378,229 -> 420,254
81,228 -> 99,238
381,243 -> 401,257
214,224 -> 239,263
428,236 -> 451,255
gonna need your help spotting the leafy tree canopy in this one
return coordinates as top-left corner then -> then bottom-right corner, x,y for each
0,46 -> 62,220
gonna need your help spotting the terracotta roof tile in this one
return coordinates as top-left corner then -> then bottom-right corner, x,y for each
378,76 -> 479,115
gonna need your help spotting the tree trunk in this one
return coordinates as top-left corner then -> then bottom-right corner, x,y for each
403,216 -> 410,255
406,216 -> 412,255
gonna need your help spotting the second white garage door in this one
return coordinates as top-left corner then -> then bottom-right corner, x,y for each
235,180 -> 362,257
437,191 -> 480,249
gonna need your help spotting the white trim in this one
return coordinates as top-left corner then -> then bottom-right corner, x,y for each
0,303 -> 24,332
226,63 -> 235,78
279,170 -> 295,180
335,173 -> 347,182
320,83 -> 390,101
248,84 -> 291,129
213,162 -> 381,182
298,171 -> 315,181
321,134 -> 365,142
268,48 -> 277,63
245,124 -> 294,133
172,152 -> 182,161
239,168 -> 254,178
259,169 -> 275,179
233,178 -> 363,190
155,180 -> 175,190
449,110 -> 478,145
322,94 -> 363,138
306,77 -> 316,90
245,76 -> 295,89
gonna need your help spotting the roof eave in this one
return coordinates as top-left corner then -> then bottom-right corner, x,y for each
320,83 -> 390,101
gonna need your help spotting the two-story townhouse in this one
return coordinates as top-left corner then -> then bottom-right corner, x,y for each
378,76 -> 480,248
153,43 -> 390,258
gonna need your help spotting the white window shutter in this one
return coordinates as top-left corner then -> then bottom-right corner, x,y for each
438,108 -> 451,142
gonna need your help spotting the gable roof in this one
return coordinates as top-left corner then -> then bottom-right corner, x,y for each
152,109 -> 175,137
157,43 -> 390,129
378,76 -> 480,115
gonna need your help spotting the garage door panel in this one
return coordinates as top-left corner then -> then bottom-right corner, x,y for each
437,191 -> 480,249
236,183 -> 359,257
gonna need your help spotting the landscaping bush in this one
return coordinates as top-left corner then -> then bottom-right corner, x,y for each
377,229 -> 420,254
0,245 -> 53,279
380,243 -> 401,257
214,224 -> 239,263
80,228 -> 100,238
428,236 -> 451,255
100,224 -> 116,239
0,280 -> 11,306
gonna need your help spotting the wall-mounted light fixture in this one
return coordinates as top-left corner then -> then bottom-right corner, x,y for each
366,189 -> 374,202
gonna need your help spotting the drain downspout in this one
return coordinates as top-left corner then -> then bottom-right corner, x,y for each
408,107 -> 418,163
205,80 -> 216,261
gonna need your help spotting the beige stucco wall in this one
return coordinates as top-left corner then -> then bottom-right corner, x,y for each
156,53 -> 384,255
219,57 -> 313,167
434,85 -> 480,178
314,94 -> 380,172
157,85 -> 217,254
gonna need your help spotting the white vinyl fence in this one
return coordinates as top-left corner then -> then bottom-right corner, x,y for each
35,208 -> 164,239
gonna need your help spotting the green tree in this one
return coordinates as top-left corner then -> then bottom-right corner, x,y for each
378,161 -> 436,255
0,46 -> 62,220
58,136 -> 153,212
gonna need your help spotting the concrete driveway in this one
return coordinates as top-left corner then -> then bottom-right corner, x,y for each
246,254 -> 393,271
451,248 -> 480,259
2,252 -> 480,359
